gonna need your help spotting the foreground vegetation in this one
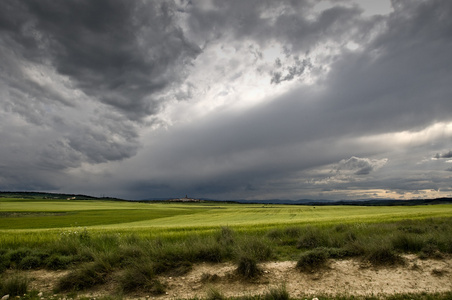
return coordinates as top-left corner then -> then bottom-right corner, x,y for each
1,197 -> 452,299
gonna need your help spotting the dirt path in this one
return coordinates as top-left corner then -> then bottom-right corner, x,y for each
22,255 -> 452,299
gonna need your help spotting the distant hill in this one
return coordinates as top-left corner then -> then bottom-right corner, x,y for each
143,196 -> 452,206
2,191 -> 452,206
0,191 -> 124,201
230,198 -> 452,206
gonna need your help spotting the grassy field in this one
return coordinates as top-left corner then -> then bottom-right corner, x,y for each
1,197 -> 452,299
2,197 -> 451,230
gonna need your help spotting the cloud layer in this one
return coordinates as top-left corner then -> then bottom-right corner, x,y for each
1,0 -> 451,200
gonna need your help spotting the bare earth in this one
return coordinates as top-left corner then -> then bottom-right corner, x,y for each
22,255 -> 452,299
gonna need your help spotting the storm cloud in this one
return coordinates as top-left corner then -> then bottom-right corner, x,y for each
1,0 -> 451,200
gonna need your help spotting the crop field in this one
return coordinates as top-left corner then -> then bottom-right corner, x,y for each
1,197 -> 451,232
1,197 -> 452,299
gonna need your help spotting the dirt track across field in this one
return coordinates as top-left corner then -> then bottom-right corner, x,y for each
22,255 -> 452,299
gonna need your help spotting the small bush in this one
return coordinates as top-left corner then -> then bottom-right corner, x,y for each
18,255 -> 41,270
391,234 -> 424,252
117,245 -> 145,267
296,249 -> 328,273
363,247 -> 405,267
0,274 -> 28,296
296,227 -> 326,249
45,254 -> 74,270
343,240 -> 366,257
7,248 -> 31,264
238,237 -> 273,261
236,256 -> 261,278
119,261 -> 163,293
56,261 -> 109,291
419,244 -> 443,260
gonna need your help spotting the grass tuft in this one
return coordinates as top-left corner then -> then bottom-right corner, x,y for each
391,233 -> 424,252
118,260 -> 165,294
206,287 -> 226,300
296,248 -> 329,273
0,273 -> 28,296
363,246 -> 405,267
56,261 -> 110,291
236,256 -> 261,278
296,226 -> 326,249
263,285 -> 290,300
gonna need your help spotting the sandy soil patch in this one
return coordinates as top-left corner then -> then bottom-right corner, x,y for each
10,255 -> 452,299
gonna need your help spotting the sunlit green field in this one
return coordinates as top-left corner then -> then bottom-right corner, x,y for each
2,198 -> 451,230
1,197 -> 452,245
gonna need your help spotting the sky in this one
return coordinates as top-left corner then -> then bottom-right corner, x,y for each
1,0 -> 451,201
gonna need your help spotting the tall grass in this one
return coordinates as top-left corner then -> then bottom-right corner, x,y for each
0,273 -> 29,296
1,218 -> 452,273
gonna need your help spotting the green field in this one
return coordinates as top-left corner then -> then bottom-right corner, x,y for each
2,198 -> 451,230
1,197 -> 452,244
1,197 -> 452,299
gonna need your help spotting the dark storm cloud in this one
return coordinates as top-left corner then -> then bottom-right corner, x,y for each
0,0 -> 200,120
0,0 -> 202,189
314,0 -> 452,134
186,0 -> 364,51
1,0 -> 451,200
121,0 -> 452,199
435,151 -> 452,159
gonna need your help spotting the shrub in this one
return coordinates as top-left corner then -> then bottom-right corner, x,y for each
56,261 -> 109,291
45,254 -> 74,270
296,227 -> 326,249
342,240 -> 366,257
363,246 -> 405,267
7,248 -> 31,264
236,256 -> 261,278
0,274 -> 28,296
296,249 -> 329,273
119,261 -> 159,293
237,237 -> 273,261
18,255 -> 41,270
117,245 -> 145,267
391,233 -> 424,252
